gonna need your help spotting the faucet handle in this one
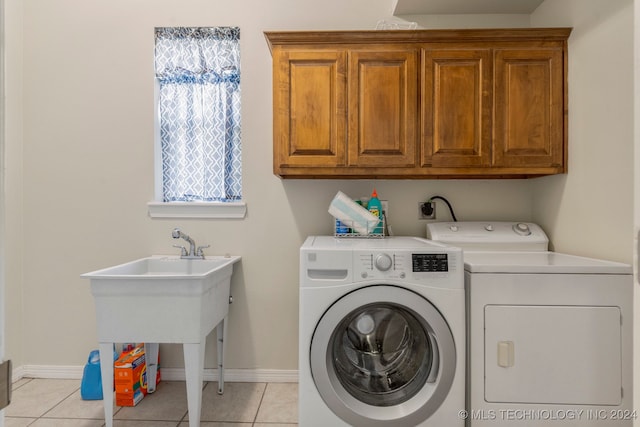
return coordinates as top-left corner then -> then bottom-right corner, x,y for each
196,245 -> 210,257
172,245 -> 188,257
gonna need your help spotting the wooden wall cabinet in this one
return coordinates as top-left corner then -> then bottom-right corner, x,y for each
494,48 -> 565,170
422,48 -> 492,169
272,50 -> 347,169
265,28 -> 571,178
348,48 -> 418,168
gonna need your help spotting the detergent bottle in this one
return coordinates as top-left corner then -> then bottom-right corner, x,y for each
367,189 -> 383,235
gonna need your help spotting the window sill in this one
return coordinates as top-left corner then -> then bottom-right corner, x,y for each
147,201 -> 247,219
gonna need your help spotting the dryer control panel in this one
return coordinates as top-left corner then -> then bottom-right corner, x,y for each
427,221 -> 549,251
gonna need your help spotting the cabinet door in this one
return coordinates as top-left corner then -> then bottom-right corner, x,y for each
347,49 -> 418,167
422,49 -> 492,168
272,50 -> 347,174
494,48 -> 564,169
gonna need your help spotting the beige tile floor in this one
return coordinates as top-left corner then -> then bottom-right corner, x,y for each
6,378 -> 298,427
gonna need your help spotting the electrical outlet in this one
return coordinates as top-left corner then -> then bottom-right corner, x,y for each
419,201 -> 435,220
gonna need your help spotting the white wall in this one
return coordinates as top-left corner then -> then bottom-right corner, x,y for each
530,0 -> 634,263
399,14 -> 531,29
3,0 -> 24,370
7,0 -> 538,371
635,0 -> 640,422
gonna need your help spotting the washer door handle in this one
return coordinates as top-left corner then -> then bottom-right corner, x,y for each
426,332 -> 440,383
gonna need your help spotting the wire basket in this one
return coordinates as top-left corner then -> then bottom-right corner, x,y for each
334,215 -> 386,238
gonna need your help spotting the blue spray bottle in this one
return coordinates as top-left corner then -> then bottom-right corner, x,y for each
367,189 -> 383,235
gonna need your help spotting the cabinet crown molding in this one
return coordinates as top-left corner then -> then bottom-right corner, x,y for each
264,28 -> 572,50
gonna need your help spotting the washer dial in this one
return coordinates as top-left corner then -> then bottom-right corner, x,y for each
374,253 -> 393,271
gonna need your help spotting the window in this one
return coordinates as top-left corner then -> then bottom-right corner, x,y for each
149,27 -> 245,219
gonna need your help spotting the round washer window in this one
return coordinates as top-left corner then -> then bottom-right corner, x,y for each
310,285 -> 457,426
331,302 -> 433,406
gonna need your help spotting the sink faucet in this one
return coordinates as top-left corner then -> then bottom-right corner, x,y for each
172,228 -> 209,259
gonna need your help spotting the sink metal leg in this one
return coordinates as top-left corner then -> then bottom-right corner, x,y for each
217,317 -> 227,394
144,343 -> 159,394
98,342 -> 114,427
183,341 -> 205,427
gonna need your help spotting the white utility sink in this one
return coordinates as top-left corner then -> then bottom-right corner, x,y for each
82,254 -> 241,427
87,255 -> 237,277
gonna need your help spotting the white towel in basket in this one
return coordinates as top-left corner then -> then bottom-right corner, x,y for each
328,191 -> 379,236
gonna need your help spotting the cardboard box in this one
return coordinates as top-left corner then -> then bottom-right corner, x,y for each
114,344 -> 160,407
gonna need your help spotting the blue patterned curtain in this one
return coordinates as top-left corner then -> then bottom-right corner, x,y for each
155,27 -> 242,202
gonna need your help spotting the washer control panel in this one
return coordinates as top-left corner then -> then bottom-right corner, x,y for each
354,250 -> 455,281
301,236 -> 463,288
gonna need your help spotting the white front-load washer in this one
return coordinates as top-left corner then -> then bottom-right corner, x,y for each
299,236 -> 465,426
427,222 -> 634,426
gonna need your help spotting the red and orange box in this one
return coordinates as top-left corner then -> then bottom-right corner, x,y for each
114,343 -> 161,407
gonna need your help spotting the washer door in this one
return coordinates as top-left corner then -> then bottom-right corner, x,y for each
310,285 -> 456,426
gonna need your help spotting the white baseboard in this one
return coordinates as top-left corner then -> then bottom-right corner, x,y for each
11,365 -> 25,383
14,365 -> 298,383
16,365 -> 83,380
161,368 -> 298,383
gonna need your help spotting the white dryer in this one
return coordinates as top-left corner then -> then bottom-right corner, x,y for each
299,236 -> 465,426
427,222 -> 634,426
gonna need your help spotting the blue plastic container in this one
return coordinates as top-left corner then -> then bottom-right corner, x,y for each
81,350 -> 103,400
